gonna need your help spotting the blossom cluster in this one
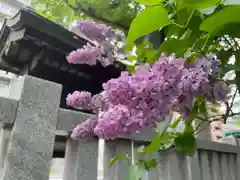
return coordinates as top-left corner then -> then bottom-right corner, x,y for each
67,55 -> 230,140
67,20 -> 125,67
66,43 -> 102,66
76,20 -> 114,42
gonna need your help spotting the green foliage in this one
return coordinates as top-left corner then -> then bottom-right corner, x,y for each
169,117 -> 181,129
138,159 -> 157,171
32,0 -> 141,30
125,1 -> 240,94
200,5 -> 240,35
174,132 -> 196,156
127,164 -> 145,180
136,0 -> 164,6
143,132 -> 176,153
177,0 -> 221,10
32,0 -> 82,24
127,6 -> 169,42
108,153 -> 129,168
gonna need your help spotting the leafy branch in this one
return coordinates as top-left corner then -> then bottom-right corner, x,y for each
62,0 -> 129,32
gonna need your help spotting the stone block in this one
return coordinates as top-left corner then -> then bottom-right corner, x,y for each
2,76 -> 62,180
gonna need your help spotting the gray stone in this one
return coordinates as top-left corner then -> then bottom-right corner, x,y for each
0,97 -> 18,124
63,138 -> 99,180
63,139 -> 79,180
2,76 -> 62,180
101,139 -> 132,180
57,108 -> 92,132
196,139 -> 240,153
0,128 -> 11,174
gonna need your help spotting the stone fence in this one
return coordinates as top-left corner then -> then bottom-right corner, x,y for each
0,75 -> 239,180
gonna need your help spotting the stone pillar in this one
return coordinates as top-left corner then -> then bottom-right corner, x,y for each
2,76 -> 62,180
0,129 -> 11,175
63,138 -> 99,180
0,74 -> 23,176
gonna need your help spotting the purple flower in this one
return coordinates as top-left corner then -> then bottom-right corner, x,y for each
76,20 -> 114,42
66,43 -> 102,65
194,58 -> 212,74
91,92 -> 109,112
69,55 -> 228,140
94,105 -> 140,139
66,91 -> 93,110
102,72 -> 133,105
71,116 -> 98,139
67,21 -> 118,67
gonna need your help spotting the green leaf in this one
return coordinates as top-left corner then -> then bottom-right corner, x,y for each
200,5 -> 240,34
158,38 -> 189,57
217,49 -> 233,72
197,97 -> 208,118
166,24 -> 185,37
127,65 -> 136,72
174,133 -> 196,156
108,154 -> 129,168
145,48 -> 158,64
128,55 -> 138,60
213,22 -> 240,38
177,0 -> 221,10
127,165 -> 145,180
68,0 -> 77,7
143,132 -> 175,153
184,124 -> 194,134
160,11 -> 203,55
146,159 -> 157,169
185,101 -> 198,125
169,117 -> 181,129
127,5 -> 169,43
136,0 -> 164,5
141,159 -> 157,171
235,51 -> 240,70
143,135 -> 162,153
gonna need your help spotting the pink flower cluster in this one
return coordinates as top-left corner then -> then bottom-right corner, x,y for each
67,20 -> 117,67
67,55 -> 230,140
66,43 -> 102,65
76,20 -> 114,42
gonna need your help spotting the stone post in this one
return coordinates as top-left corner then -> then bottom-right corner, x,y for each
2,76 -> 62,180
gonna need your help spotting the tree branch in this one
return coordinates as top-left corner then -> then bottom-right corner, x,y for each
230,88 -> 238,109
62,0 -> 129,32
196,111 -> 240,125
230,112 -> 240,117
